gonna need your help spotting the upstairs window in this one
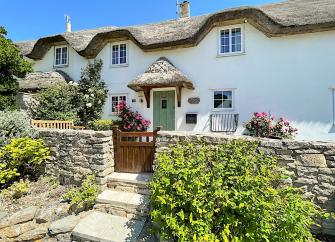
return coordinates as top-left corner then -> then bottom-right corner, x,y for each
111,94 -> 127,113
219,27 -> 243,55
54,46 -> 68,66
111,43 -> 128,66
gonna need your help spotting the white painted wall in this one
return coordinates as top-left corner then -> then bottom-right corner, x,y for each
30,23 -> 335,141
33,45 -> 87,81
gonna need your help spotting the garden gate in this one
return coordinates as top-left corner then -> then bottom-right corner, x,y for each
113,127 -> 160,173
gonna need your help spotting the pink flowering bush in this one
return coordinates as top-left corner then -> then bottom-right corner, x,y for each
115,101 -> 151,131
244,112 -> 297,139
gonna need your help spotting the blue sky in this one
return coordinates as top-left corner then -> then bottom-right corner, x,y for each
1,0 -> 281,42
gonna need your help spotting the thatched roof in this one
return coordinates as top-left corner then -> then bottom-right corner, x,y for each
18,70 -> 72,92
128,57 -> 194,92
17,0 -> 335,59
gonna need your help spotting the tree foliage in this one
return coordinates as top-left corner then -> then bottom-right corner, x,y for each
31,83 -> 79,122
77,59 -> 108,125
0,26 -> 32,110
0,110 -> 37,147
150,140 -> 324,242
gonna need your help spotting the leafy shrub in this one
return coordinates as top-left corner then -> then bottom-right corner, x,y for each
0,137 -> 49,185
77,59 -> 108,125
150,140 -> 323,242
244,112 -> 297,139
31,83 -> 79,122
30,60 -> 108,126
0,110 -> 37,146
88,119 -> 114,131
1,179 -> 30,199
0,26 -> 32,110
116,100 -> 151,131
63,175 -> 99,211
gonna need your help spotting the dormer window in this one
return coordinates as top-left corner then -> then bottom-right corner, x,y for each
218,26 -> 244,56
54,46 -> 68,67
111,42 -> 128,66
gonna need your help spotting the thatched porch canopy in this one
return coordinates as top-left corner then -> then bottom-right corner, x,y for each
128,57 -> 194,108
18,70 -> 72,92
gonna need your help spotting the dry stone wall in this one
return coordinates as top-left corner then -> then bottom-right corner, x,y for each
39,129 -> 114,186
155,131 -> 335,236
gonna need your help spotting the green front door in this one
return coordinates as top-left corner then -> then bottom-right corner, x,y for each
153,91 -> 175,131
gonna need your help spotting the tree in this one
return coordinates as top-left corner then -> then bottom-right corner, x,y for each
77,59 -> 107,125
31,84 -> 79,122
0,26 -> 32,110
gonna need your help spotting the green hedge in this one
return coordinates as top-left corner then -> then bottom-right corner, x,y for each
150,140 -> 325,242
87,119 -> 114,131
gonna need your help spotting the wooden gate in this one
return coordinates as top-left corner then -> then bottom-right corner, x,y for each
113,127 -> 160,173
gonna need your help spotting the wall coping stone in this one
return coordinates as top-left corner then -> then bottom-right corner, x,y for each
157,131 -> 335,148
38,129 -> 113,137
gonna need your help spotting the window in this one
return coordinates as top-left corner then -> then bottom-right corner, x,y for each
213,90 -> 233,110
111,94 -> 127,113
219,27 -> 243,55
54,46 -> 68,66
111,43 -> 128,66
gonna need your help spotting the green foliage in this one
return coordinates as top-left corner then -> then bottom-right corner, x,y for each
0,137 -> 49,185
30,59 -> 107,126
87,119 -> 114,131
31,83 -> 79,122
0,110 -> 37,146
1,179 -> 30,199
63,175 -> 99,210
150,140 -> 323,242
77,59 -> 107,125
0,26 -> 32,110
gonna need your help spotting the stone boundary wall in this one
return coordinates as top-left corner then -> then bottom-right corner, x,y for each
39,129 -> 114,186
155,131 -> 335,236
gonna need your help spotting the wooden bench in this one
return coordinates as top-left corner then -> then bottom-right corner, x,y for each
31,119 -> 85,130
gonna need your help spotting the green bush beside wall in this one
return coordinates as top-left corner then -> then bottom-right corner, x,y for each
150,140 -> 325,242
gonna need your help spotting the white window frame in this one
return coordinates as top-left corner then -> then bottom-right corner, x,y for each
54,45 -> 69,67
110,94 -> 128,115
217,25 -> 245,57
110,42 -> 128,67
212,89 -> 235,111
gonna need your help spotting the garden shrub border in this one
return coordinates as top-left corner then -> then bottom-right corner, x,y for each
154,131 -> 335,237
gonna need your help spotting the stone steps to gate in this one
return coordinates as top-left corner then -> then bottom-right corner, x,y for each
72,211 -> 145,242
72,172 -> 154,242
106,172 -> 153,195
94,190 -> 149,220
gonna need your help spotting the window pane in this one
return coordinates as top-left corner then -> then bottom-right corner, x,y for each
111,96 -> 118,112
161,99 -> 167,109
232,28 -> 241,52
214,91 -> 223,99
222,91 -> 232,100
120,44 -> 127,64
214,100 -> 223,109
220,30 -> 230,53
221,100 -> 232,108
55,48 -> 61,65
112,45 -> 119,65
112,95 -> 127,113
61,47 -> 67,65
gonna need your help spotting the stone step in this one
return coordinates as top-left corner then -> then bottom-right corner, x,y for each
72,211 -> 145,242
106,172 -> 153,195
95,190 -> 149,219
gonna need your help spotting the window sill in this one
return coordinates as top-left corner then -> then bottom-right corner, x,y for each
54,64 -> 69,68
211,108 -> 235,112
110,64 -> 129,68
216,52 -> 245,58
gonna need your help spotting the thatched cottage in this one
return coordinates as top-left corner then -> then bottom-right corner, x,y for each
16,0 -> 335,140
